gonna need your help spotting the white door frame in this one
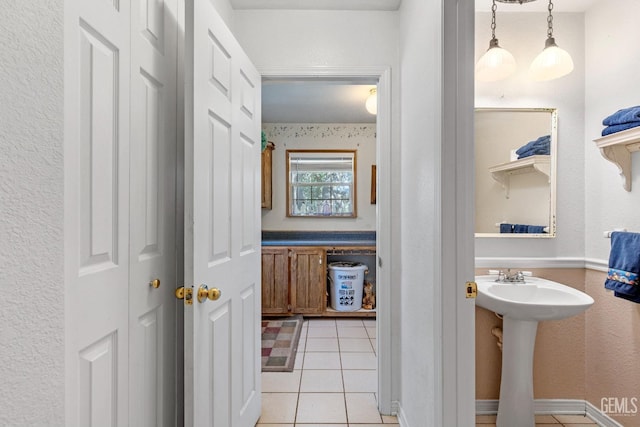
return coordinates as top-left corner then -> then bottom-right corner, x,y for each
440,0 -> 476,425
260,65 -> 395,414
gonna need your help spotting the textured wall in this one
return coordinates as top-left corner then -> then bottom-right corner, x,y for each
261,123 -> 377,231
0,1 -> 65,425
475,12 -> 586,259
585,269 -> 640,426
583,2 -> 640,419
584,0 -> 640,263
475,268 -> 586,400
398,0 -> 441,424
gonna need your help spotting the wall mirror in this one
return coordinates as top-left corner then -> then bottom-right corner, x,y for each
475,108 -> 557,238
286,150 -> 357,217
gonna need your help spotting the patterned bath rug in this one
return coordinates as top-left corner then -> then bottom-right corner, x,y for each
261,315 -> 304,372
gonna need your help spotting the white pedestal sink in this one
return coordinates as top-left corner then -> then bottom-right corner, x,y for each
475,275 -> 594,427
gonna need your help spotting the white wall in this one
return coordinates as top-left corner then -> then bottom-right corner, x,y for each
475,12 -> 586,259
584,0 -> 640,263
233,10 -> 399,68
262,123 -> 377,231
398,0 -> 441,424
0,2 -> 65,424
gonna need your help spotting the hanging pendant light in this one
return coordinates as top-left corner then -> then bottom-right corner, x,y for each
365,88 -> 377,115
476,0 -> 517,82
529,0 -> 574,81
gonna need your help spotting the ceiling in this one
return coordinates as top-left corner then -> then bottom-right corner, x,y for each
259,0 -> 598,124
262,81 -> 377,124
231,0 -> 400,10
232,0 -> 595,11
475,0 -> 598,12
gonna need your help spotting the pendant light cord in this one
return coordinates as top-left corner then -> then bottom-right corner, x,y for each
546,0 -> 554,40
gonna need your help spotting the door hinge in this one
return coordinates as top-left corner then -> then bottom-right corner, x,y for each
465,281 -> 477,299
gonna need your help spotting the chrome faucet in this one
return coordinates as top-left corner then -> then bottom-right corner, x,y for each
494,269 -> 527,283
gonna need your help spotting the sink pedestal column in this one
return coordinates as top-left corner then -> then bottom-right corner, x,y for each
497,318 -> 539,427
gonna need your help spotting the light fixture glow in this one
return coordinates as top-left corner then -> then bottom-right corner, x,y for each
529,0 -> 574,81
365,88 -> 377,115
476,39 -> 517,82
475,0 -> 516,82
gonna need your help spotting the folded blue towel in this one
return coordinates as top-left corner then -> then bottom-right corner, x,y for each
517,146 -> 550,159
510,224 -> 547,233
500,223 -> 514,233
602,106 -> 640,126
513,224 -> 528,233
605,231 -> 640,303
516,135 -> 551,155
527,225 -> 546,233
601,121 -> 640,137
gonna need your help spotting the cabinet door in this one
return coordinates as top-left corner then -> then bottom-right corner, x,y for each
291,248 -> 326,314
261,142 -> 274,209
261,247 -> 289,314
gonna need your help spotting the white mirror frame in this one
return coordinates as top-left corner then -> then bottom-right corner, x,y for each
474,107 -> 557,238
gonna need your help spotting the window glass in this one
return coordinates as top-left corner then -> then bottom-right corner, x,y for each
287,150 -> 357,217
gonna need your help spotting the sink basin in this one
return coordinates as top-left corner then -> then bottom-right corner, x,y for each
475,275 -> 594,427
475,275 -> 594,321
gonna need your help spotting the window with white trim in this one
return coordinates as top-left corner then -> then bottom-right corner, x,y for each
286,150 -> 357,218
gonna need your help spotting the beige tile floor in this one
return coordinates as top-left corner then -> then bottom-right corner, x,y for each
257,317 -> 598,427
256,317 -> 398,427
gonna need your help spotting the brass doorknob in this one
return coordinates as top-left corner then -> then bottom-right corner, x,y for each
208,288 -> 222,301
149,278 -> 161,289
197,285 -> 222,303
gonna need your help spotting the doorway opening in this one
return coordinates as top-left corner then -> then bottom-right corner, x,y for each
258,67 -> 393,419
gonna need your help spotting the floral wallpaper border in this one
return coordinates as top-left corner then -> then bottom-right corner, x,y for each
262,123 -> 376,141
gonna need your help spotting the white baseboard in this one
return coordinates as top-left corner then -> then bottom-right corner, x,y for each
476,399 -> 623,426
586,400 -> 625,427
396,402 -> 409,427
389,400 -> 400,416
584,258 -> 608,272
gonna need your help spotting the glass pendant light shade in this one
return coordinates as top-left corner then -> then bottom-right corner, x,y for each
530,0 -> 574,81
475,0 -> 516,82
529,37 -> 574,81
365,88 -> 377,115
476,38 -> 517,82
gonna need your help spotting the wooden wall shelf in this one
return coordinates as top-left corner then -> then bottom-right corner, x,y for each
488,155 -> 551,198
594,126 -> 640,191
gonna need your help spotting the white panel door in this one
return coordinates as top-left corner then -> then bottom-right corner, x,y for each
129,0 -> 178,426
64,1 -> 131,425
183,1 -> 261,426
